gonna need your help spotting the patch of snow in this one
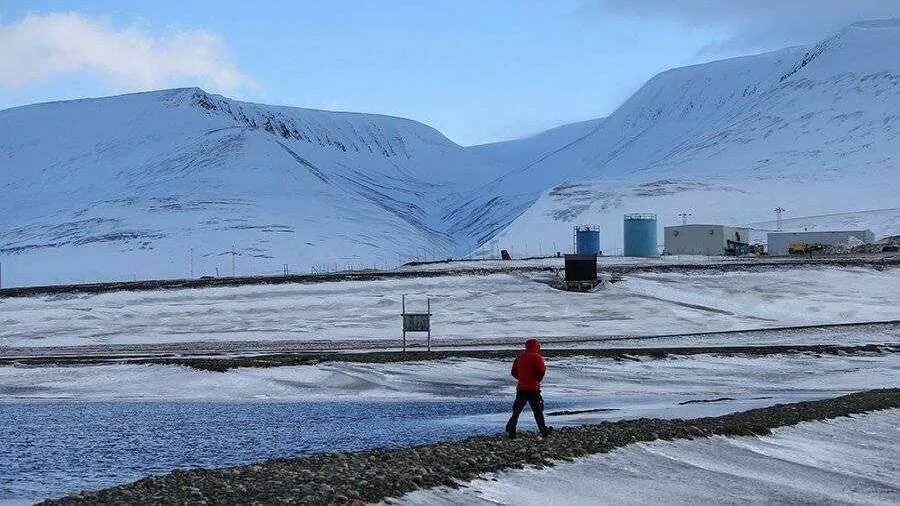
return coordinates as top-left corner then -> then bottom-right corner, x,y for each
397,409 -> 900,505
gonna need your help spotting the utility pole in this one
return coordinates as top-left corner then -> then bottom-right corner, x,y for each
228,245 -> 238,277
0,261 -> 3,289
190,248 -> 194,278
402,294 -> 406,353
774,207 -> 786,231
678,212 -> 692,225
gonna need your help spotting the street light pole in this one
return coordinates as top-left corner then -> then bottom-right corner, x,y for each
774,207 -> 786,231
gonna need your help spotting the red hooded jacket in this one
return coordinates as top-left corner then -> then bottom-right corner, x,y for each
511,338 -> 546,392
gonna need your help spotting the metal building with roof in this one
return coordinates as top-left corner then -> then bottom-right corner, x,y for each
664,224 -> 751,256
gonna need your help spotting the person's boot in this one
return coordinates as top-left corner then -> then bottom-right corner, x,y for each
539,426 -> 554,438
505,420 -> 517,439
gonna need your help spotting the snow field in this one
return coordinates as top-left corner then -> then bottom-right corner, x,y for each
1,267 -> 898,348
3,354 -> 896,425
396,409 -> 900,505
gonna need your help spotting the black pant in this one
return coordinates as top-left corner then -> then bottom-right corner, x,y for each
505,390 -> 548,434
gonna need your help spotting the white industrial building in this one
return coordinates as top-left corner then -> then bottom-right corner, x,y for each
767,230 -> 875,255
664,225 -> 751,255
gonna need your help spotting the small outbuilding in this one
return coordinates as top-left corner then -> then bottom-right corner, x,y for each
766,230 -> 875,256
564,254 -> 598,291
664,225 -> 751,256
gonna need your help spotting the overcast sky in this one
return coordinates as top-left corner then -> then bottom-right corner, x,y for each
1,0 -> 897,145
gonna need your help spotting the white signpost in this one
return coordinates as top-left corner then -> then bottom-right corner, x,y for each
401,294 -> 432,352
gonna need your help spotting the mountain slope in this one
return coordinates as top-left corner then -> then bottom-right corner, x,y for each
0,88 -> 503,285
463,20 -> 900,255
468,118 -> 606,172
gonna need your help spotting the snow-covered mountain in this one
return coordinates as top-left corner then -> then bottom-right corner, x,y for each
0,88 -> 505,285
468,118 -> 606,171
1,20 -> 898,286
462,20 -> 900,255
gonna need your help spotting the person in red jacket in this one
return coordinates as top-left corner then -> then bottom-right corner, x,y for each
505,338 -> 553,438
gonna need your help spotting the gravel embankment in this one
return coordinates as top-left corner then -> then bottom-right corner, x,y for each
102,343 -> 900,371
46,388 -> 899,505
5,342 -> 896,372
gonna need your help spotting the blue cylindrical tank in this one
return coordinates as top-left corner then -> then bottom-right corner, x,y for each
624,214 -> 658,257
575,227 -> 601,255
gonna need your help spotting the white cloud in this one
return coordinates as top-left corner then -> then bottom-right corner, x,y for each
581,0 -> 900,54
0,12 -> 255,92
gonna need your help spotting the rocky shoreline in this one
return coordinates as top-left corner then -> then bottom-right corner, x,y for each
45,388 -> 899,505
130,342 -> 900,372
4,342 -> 896,372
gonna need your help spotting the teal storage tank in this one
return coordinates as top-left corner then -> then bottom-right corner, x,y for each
624,214 -> 658,257
575,226 -> 601,255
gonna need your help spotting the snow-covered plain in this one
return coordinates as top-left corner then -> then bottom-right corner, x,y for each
1,267 -> 898,348
3,354 -> 896,423
397,409 -> 900,505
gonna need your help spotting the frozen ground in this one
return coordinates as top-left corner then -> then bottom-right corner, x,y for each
397,409 -> 900,505
1,267 -> 898,349
3,354 -> 897,423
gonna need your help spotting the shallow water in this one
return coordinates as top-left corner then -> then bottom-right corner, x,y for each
0,399 -> 511,503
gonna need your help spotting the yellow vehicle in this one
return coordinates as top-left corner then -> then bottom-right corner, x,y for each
788,242 -> 825,255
